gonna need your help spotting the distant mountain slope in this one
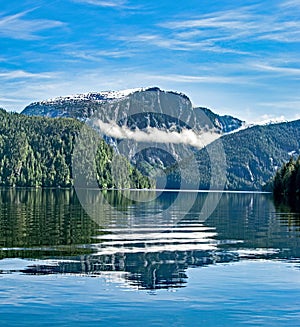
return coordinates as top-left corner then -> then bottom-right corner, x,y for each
194,107 -> 243,134
196,119 -> 300,190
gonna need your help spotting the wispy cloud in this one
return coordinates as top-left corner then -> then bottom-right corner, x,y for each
280,0 -> 300,8
145,73 -> 246,84
66,49 -> 134,61
259,100 -> 300,110
73,0 -> 129,8
115,33 -> 248,54
252,63 -> 300,76
0,97 -> 25,103
116,33 -> 200,51
0,10 -> 64,40
110,3 -> 300,55
160,8 -> 256,30
159,5 -> 300,44
0,70 -> 55,80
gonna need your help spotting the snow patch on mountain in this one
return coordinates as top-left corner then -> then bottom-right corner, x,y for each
30,87 -> 189,106
34,88 -> 144,105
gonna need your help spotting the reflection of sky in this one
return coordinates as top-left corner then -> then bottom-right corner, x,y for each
1,261 -> 300,326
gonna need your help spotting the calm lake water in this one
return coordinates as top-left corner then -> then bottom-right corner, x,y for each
0,188 -> 300,326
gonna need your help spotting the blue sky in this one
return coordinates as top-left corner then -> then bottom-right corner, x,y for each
0,0 -> 300,122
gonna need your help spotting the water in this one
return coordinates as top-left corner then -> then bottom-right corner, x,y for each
0,188 -> 300,326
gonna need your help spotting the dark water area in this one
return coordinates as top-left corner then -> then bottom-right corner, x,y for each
0,188 -> 300,326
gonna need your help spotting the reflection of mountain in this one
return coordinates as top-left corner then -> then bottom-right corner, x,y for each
21,250 -> 238,290
1,189 -> 300,290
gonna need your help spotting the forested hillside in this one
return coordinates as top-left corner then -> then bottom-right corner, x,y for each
0,109 -> 152,189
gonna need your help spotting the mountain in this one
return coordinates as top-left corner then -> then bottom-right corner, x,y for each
22,87 -> 244,135
21,87 -> 244,187
0,109 -> 152,189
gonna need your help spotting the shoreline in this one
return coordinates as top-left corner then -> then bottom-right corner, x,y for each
0,186 -> 271,194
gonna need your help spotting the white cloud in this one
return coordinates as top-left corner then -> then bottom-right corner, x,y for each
95,120 -> 219,149
0,11 -> 64,40
249,114 -> 287,125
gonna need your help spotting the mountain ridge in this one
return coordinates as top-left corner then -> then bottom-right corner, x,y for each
22,87 -> 244,135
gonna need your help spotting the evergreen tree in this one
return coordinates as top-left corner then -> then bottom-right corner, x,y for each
272,156 -> 300,206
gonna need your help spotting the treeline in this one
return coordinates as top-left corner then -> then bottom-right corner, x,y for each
0,109 -> 153,189
272,156 -> 300,202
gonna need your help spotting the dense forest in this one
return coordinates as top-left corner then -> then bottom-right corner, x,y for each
272,156 -> 300,204
0,109 -> 152,189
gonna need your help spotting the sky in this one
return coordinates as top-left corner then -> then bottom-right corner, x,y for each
0,0 -> 300,122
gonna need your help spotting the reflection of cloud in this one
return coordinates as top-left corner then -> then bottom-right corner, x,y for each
95,120 -> 220,149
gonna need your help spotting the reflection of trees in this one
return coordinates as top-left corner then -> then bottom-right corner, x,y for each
273,200 -> 300,235
203,192 -> 300,258
274,198 -> 300,215
0,188 -> 99,259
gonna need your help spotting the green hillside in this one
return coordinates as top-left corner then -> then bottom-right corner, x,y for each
0,109 -> 152,189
